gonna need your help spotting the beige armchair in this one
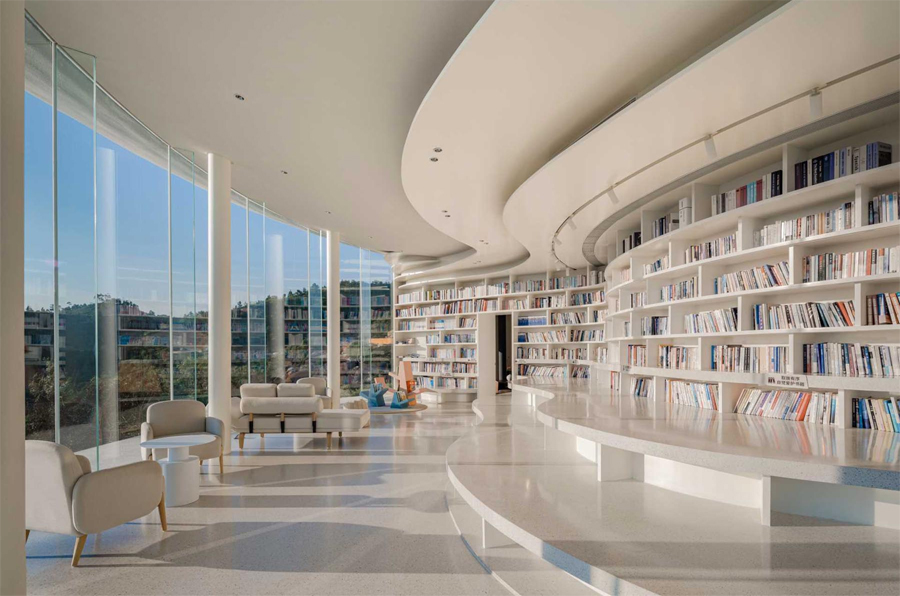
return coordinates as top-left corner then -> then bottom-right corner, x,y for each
140,400 -> 225,470
25,441 -> 166,566
297,377 -> 329,399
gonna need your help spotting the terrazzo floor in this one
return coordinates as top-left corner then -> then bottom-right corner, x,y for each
25,403 -> 509,596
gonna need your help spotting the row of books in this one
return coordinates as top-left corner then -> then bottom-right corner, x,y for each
711,170 -> 783,216
517,315 -> 548,327
550,347 -> 589,360
733,388 -> 837,425
853,396 -> 900,432
794,142 -> 891,190
803,342 -> 899,378
642,316 -> 669,336
627,344 -> 648,367
517,347 -> 549,360
533,295 -> 566,309
411,362 -> 477,375
395,306 -> 439,318
630,292 -> 647,309
570,329 -> 603,342
709,345 -> 787,373
619,267 -> 632,284
476,282 -> 509,297
396,321 -> 427,331
866,293 -> 900,326
644,255 -> 669,275
434,334 -> 476,344
632,377 -> 653,398
657,345 -> 698,370
549,270 -> 602,289
596,347 -> 609,363
660,277 -> 696,302
684,307 -> 739,334
513,279 -> 546,293
397,289 -> 454,304
868,192 -> 899,225
685,233 -> 738,263
592,310 -> 606,324
572,366 -> 591,379
430,347 -> 476,359
499,298 -> 526,311
802,247 -> 898,282
571,290 -> 605,306
713,261 -> 790,294
417,376 -> 477,389
666,379 -> 719,411
621,231 -> 642,254
517,330 -> 567,343
753,201 -> 854,247
517,364 -> 567,378
474,299 -> 499,312
751,300 -> 855,330
552,311 -> 586,325
649,211 -> 681,240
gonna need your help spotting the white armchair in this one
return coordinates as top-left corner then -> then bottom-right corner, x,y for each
140,400 -> 225,470
25,441 -> 166,566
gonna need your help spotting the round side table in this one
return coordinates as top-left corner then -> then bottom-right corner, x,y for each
139,434 -> 216,506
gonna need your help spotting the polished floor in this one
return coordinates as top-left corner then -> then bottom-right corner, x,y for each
25,404 -> 509,596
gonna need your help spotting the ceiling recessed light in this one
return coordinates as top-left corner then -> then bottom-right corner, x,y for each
430,157 -> 439,162
433,147 -> 442,153
234,94 -> 245,101
326,211 -> 332,215
281,170 -> 288,175
444,214 -> 450,218
441,210 -> 448,213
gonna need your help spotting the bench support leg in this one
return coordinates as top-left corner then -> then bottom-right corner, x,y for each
326,432 -> 332,450
238,433 -> 245,450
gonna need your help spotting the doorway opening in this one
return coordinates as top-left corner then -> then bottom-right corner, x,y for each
496,314 -> 513,393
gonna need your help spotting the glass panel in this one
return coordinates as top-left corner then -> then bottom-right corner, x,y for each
266,215 -> 309,383
230,194 -> 248,395
360,249 -> 372,388
55,46 -> 98,454
194,169 -> 210,404
248,201 -> 266,383
96,89 -> 170,442
369,250 -> 393,385
340,243 -> 361,396
171,150 -> 196,400
24,18 -> 55,443
309,231 -> 326,378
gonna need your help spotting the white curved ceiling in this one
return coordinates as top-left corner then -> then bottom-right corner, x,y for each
400,0 -> 779,278
24,0 -> 491,256
402,0 -> 900,281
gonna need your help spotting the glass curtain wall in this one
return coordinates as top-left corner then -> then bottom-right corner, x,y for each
22,14 -> 343,465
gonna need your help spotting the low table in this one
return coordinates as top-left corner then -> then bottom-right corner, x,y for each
139,434 -> 215,506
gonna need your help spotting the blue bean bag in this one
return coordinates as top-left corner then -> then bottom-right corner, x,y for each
362,383 -> 388,408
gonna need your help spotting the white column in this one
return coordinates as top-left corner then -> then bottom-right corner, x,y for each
265,233 -> 285,382
208,154 -> 232,452
326,230 -> 340,409
0,2 -> 27,593
97,147 -> 118,445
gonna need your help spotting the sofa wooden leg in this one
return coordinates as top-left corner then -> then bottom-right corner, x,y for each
72,535 -> 87,567
238,433 -> 245,450
158,493 -> 168,531
219,444 -> 224,473
25,530 -> 29,543
326,432 -> 332,450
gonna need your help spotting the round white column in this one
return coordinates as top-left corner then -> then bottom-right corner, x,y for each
0,1 -> 27,592
326,230 -> 341,409
207,153 -> 232,452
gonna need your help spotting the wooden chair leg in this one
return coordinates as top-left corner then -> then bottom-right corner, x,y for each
219,444 -> 224,473
72,535 -> 87,567
238,433 -> 245,449
158,493 -> 168,531
25,530 -> 29,543
326,432 -> 332,450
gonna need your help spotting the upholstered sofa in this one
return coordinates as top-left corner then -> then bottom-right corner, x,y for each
25,441 -> 167,566
140,400 -> 226,470
234,380 -> 369,449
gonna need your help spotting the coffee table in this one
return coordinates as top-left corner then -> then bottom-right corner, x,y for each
139,434 -> 216,506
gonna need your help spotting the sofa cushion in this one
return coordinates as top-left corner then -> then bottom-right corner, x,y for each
277,383 -> 315,397
240,383 -> 277,398
240,396 -> 322,415
297,377 -> 327,396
